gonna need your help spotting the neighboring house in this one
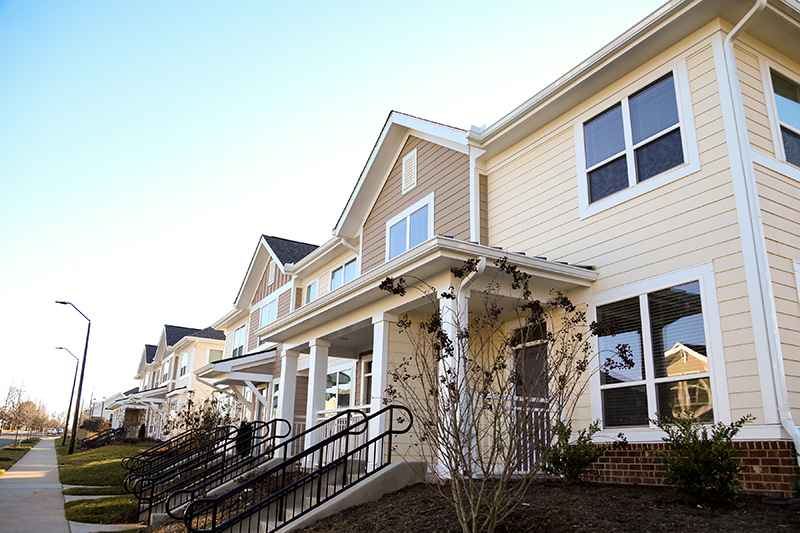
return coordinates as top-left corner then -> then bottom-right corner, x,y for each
107,387 -> 140,430
128,325 -> 225,437
198,0 -> 800,495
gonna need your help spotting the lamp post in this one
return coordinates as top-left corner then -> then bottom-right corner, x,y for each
56,347 -> 80,447
56,301 -> 90,455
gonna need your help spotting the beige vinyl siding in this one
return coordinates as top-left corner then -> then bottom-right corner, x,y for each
277,291 -> 291,319
755,163 -> 800,418
252,259 -> 292,305
295,376 -> 308,423
361,136 -> 470,273
484,36 -> 761,424
295,288 -> 303,310
734,45 -> 774,157
248,310 -> 259,352
480,174 -> 488,246
224,328 -> 234,359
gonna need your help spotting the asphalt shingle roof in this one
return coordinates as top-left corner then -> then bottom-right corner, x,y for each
188,326 -> 226,341
145,344 -> 157,364
124,387 -> 139,396
263,235 -> 318,265
164,325 -> 201,346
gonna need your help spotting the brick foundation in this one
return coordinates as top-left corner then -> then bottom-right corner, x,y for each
590,441 -> 799,497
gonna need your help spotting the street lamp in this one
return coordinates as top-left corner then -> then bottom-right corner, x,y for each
56,301 -> 90,455
56,347 -> 79,447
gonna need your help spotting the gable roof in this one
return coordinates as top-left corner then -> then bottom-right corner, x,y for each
263,235 -> 318,266
164,325 -> 202,346
186,326 -> 226,341
333,111 -> 469,240
145,344 -> 157,364
123,386 -> 139,396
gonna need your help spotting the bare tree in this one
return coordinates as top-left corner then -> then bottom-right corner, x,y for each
380,258 -> 631,533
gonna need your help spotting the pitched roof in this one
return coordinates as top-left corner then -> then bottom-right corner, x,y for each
124,386 -> 139,396
187,326 -> 226,341
145,344 -> 157,364
164,325 -> 201,346
263,235 -> 318,265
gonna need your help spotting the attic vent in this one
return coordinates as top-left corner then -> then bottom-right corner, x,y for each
402,149 -> 417,194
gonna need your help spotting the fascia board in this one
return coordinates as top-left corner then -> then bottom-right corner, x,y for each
212,308 -> 241,330
334,112 -> 468,240
286,236 -> 341,274
234,236 -> 290,309
469,0 -> 733,160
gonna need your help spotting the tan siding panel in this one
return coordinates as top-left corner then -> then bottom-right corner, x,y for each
277,291 -> 291,319
734,45 -> 774,156
248,310 -> 259,352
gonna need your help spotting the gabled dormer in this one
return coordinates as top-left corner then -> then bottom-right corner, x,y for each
333,111 -> 477,274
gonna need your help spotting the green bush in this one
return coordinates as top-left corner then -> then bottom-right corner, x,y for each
653,410 -> 754,505
545,420 -> 622,483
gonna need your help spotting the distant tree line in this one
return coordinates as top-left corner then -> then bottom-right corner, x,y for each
1,384 -> 62,445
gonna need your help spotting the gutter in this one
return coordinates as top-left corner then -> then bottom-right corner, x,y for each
723,0 -> 800,466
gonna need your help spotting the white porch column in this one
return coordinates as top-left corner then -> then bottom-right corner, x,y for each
305,339 -> 330,451
369,314 -> 396,468
277,349 -> 299,427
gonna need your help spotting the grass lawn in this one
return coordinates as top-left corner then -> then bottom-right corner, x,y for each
64,494 -> 139,524
0,438 -> 41,477
63,485 -> 128,496
57,444 -> 152,486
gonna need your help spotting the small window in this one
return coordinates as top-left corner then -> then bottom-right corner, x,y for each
271,383 -> 280,419
305,281 -> 318,304
597,281 -> 712,428
260,300 -> 277,328
388,203 -> 431,260
401,148 -> 417,193
770,70 -> 800,168
179,352 -> 188,377
331,259 -> 357,291
362,359 -> 373,405
268,262 -> 277,285
232,325 -> 246,358
161,361 -> 169,383
325,370 -> 352,410
584,73 -> 685,203
209,349 -> 223,363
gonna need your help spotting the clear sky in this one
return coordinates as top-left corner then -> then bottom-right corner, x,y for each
0,0 -> 666,418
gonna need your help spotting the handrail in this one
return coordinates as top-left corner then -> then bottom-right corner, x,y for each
123,425 -> 235,474
81,426 -> 129,449
121,428 -> 197,471
183,405 -> 412,533
131,419 -> 290,523
123,425 -> 238,493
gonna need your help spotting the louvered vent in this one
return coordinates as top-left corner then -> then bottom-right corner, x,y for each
402,149 -> 417,193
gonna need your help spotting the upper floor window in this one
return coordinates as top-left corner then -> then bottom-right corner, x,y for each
770,69 -> 800,168
208,349 -> 223,363
268,262 -> 277,285
161,361 -> 169,383
179,352 -> 188,377
305,281 -> 318,304
232,325 -> 246,358
387,193 -> 434,260
260,299 -> 277,328
331,259 -> 357,291
596,280 -> 712,428
584,73 -> 684,203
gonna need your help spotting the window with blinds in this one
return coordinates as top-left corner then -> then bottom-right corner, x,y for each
771,69 -> 800,168
597,280 -> 712,428
584,73 -> 685,203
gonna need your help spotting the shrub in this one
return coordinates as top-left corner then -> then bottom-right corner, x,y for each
653,410 -> 754,505
545,420 -> 624,483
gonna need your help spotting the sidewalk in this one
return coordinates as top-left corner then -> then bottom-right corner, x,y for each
0,437 -> 143,533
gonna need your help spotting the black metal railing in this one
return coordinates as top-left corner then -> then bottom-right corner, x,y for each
131,419 -> 290,523
183,405 -> 412,533
124,425 -> 237,493
81,426 -> 131,449
122,428 -> 201,472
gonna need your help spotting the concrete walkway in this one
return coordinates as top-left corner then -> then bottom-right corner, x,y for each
0,437 -> 143,533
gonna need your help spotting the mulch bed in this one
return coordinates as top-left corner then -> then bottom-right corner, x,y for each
143,480 -> 800,532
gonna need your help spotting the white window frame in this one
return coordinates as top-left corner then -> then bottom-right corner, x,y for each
271,381 -> 280,420
304,279 -> 319,305
575,61 -> 699,219
161,360 -> 169,383
330,258 -> 358,292
401,148 -> 418,194
323,362 -> 356,412
268,262 -> 277,285
361,356 -> 373,406
208,348 -> 223,363
588,263 -> 730,441
260,299 -> 278,328
179,352 -> 188,377
385,192 -> 435,261
761,59 -> 800,171
232,325 -> 246,358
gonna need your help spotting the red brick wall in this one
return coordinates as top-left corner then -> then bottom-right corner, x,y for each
590,441 -> 799,497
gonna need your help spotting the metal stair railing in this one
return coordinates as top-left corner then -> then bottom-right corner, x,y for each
122,428 -> 201,472
123,425 -> 238,493
165,410 -> 362,520
81,426 -> 128,449
183,405 -> 412,533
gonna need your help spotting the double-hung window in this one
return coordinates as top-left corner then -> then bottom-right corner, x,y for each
260,299 -> 277,328
361,358 -> 373,405
305,281 -> 318,304
232,325 -> 246,358
179,352 -> 188,377
387,194 -> 434,260
770,69 -> 800,168
597,280 -> 713,428
331,260 -> 356,291
325,369 -> 352,410
584,73 -> 685,203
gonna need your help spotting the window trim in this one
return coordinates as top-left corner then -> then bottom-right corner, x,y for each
360,356 -> 373,406
179,351 -> 188,377
385,192 -> 435,261
330,258 -> 358,292
762,60 -> 800,170
575,61 -> 699,219
260,298 -> 278,328
232,324 -> 247,358
324,362 -> 356,411
588,263 -> 730,437
304,279 -> 319,305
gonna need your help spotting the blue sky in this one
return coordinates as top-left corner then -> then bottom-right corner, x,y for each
0,0 -> 665,417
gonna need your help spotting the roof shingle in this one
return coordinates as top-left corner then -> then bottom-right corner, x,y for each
263,235 -> 318,265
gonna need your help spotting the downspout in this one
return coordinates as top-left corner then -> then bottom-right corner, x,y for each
723,0 -> 800,466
